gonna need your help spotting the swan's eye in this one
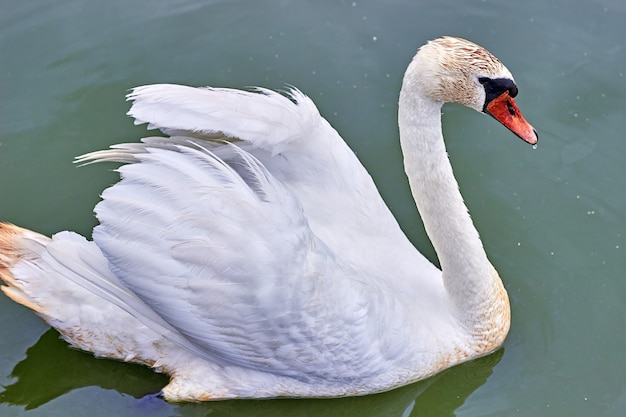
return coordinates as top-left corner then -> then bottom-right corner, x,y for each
478,77 -> 490,85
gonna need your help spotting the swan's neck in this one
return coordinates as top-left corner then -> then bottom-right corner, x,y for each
398,87 -> 509,338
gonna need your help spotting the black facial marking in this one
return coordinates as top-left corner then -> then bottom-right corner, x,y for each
480,77 -> 518,112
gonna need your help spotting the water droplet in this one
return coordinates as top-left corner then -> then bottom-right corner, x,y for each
532,144 -> 538,150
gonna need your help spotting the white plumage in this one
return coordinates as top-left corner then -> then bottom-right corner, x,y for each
0,37 -> 537,401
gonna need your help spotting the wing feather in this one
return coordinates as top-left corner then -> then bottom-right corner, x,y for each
74,85 -> 433,380
78,85 -> 433,284
126,85 -> 320,155
92,141 -> 399,379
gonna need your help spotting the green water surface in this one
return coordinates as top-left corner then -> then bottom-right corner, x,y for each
1,0 -> 625,416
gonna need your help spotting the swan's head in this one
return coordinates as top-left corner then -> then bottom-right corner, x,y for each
405,36 -> 537,145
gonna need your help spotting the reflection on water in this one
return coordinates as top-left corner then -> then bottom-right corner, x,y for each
0,328 -> 503,416
0,330 -> 168,410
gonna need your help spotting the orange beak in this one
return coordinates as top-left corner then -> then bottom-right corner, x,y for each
485,91 -> 538,145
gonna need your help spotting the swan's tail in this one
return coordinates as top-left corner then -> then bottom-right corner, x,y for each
0,222 -> 174,367
0,223 -> 51,314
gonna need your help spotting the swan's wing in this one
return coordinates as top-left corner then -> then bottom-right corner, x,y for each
116,84 -> 436,279
123,84 -> 377,208
89,141 -> 407,379
126,84 -> 321,155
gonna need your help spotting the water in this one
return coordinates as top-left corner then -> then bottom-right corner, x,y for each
1,0 -> 625,416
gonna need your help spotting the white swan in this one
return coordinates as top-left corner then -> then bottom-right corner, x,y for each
0,36 -> 537,401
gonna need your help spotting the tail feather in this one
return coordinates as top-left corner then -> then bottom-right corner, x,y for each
0,222 -> 172,364
0,222 -> 223,366
0,223 -> 50,313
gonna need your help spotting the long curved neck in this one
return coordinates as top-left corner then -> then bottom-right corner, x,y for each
398,86 -> 500,322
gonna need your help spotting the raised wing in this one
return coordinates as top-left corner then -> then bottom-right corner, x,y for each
126,84 -> 321,155
85,140 -> 408,379
120,85 -> 434,282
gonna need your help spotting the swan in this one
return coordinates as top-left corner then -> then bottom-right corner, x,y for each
0,36 -> 537,401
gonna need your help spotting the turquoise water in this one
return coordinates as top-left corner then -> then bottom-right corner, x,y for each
1,0 -> 625,416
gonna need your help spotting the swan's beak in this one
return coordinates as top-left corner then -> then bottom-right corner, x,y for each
485,91 -> 538,145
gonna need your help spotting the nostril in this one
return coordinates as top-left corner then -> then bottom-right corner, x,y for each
506,102 -> 516,116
